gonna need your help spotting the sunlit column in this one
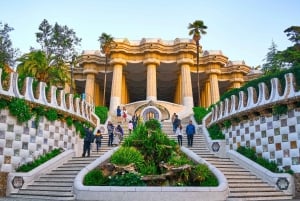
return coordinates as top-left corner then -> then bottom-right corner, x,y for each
178,58 -> 194,108
121,74 -> 128,104
174,73 -> 182,104
209,73 -> 220,104
109,59 -> 126,114
94,82 -> 100,106
85,73 -> 95,104
144,58 -> 159,101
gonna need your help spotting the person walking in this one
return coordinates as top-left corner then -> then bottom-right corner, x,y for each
171,113 -> 177,133
82,127 -> 94,157
116,106 -> 122,123
107,121 -> 114,147
112,124 -> 123,146
172,115 -> 181,134
122,107 -> 127,123
128,120 -> 133,134
175,124 -> 183,146
186,120 -> 196,147
94,129 -> 103,152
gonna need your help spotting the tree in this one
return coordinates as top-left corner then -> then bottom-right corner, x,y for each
17,50 -> 70,86
0,22 -> 18,72
262,40 -> 281,74
188,20 -> 207,106
17,19 -> 81,88
98,33 -> 114,106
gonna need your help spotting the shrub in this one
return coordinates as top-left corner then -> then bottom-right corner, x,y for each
193,107 -> 210,124
95,106 -> 108,124
16,148 -> 62,172
139,161 -> 158,175
8,98 -> 32,122
207,124 -> 225,139
272,104 -> 288,116
145,118 -> 161,130
109,173 -> 145,186
45,108 -> 58,121
84,169 -> 108,186
66,116 -> 73,127
110,147 -> 145,171
168,153 -> 193,167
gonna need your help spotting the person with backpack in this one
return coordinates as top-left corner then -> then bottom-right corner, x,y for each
185,120 -> 195,147
175,124 -> 183,146
94,129 -> 103,152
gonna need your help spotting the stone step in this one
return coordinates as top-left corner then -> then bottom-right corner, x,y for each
26,182 -> 73,187
12,189 -> 73,196
40,175 -> 75,179
228,183 -> 271,188
227,196 -> 293,201
24,185 -> 73,191
9,194 -> 75,201
229,187 -> 282,192
50,170 -> 79,174
228,191 -> 292,197
225,175 -> 258,179
38,177 -> 74,182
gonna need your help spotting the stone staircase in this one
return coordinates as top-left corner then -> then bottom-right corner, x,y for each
161,119 -> 293,201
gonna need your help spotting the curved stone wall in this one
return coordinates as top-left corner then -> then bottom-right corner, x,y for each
208,72 -> 300,172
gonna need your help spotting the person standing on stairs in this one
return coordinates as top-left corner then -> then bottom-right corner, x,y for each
172,114 -> 181,134
116,106 -> 122,123
185,120 -> 195,147
175,124 -> 183,146
94,129 -> 103,152
107,121 -> 114,147
82,127 -> 94,157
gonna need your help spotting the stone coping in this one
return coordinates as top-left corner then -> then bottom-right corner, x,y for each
228,150 -> 294,195
7,150 -> 75,194
73,147 -> 229,201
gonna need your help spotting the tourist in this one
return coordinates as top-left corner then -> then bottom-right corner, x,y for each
94,129 -> 103,152
171,113 -> 177,133
175,124 -> 183,146
116,106 -> 122,123
186,120 -> 196,147
107,121 -> 114,147
122,107 -> 127,122
128,120 -> 133,134
132,114 -> 138,129
112,124 -> 123,146
82,127 -> 94,157
172,115 -> 181,134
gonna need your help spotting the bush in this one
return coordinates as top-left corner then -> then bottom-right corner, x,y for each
84,169 -> 108,186
8,98 -> 32,122
193,107 -> 210,124
145,118 -> 161,130
109,173 -> 145,186
16,148 -> 62,172
95,106 -> 108,124
207,124 -> 225,139
110,147 -> 145,171
45,108 -> 58,121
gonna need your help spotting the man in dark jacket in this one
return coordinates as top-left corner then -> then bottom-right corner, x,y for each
82,127 -> 94,157
185,120 -> 196,147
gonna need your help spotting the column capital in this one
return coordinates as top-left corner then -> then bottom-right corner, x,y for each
110,58 -> 127,66
143,58 -> 160,66
177,58 -> 194,66
83,69 -> 98,75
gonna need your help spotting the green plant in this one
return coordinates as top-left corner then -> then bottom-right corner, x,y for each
66,116 -> 73,127
193,107 -> 210,124
223,120 -> 231,128
95,106 -> 108,124
84,169 -> 108,186
109,173 -> 145,186
8,98 -> 32,122
110,147 -> 145,171
139,161 -> 158,175
207,124 -> 225,139
272,104 -> 288,116
237,146 -> 257,161
16,148 -> 62,172
0,99 -> 8,109
168,153 -> 193,167
144,118 -> 161,130
45,108 -> 58,121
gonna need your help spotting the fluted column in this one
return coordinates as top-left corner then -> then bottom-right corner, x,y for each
178,58 -> 194,108
94,82 -> 100,106
144,58 -> 159,101
121,74 -> 128,104
109,58 -> 126,114
209,73 -> 220,104
200,85 -> 206,108
204,80 -> 211,108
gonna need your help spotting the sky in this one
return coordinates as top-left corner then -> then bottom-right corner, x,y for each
1,0 -> 300,67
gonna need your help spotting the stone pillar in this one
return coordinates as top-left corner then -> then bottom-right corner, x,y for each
178,58 -> 194,108
200,85 -> 206,108
143,59 -> 159,101
121,74 -> 128,104
209,73 -> 220,104
109,59 -> 126,114
174,73 -> 182,104
204,80 -> 211,108
85,73 -> 96,104
94,82 -> 100,106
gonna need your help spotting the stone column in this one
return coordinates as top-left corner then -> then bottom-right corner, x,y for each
85,73 -> 96,104
109,59 -> 126,114
209,73 -> 220,104
144,58 -> 159,101
178,58 -> 194,108
174,73 -> 182,104
121,74 -> 128,104
94,82 -> 100,106
204,80 -> 211,108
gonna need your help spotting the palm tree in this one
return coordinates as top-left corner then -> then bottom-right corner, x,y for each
98,33 -> 114,106
188,20 -> 207,106
17,50 -> 70,87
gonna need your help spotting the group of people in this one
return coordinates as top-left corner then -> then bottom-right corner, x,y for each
172,113 -> 196,147
82,111 -> 196,157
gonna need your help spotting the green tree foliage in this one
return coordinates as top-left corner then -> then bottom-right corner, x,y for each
262,40 -> 282,74
0,22 -> 18,79
193,107 -> 210,124
17,19 -> 81,87
94,106 -> 108,124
